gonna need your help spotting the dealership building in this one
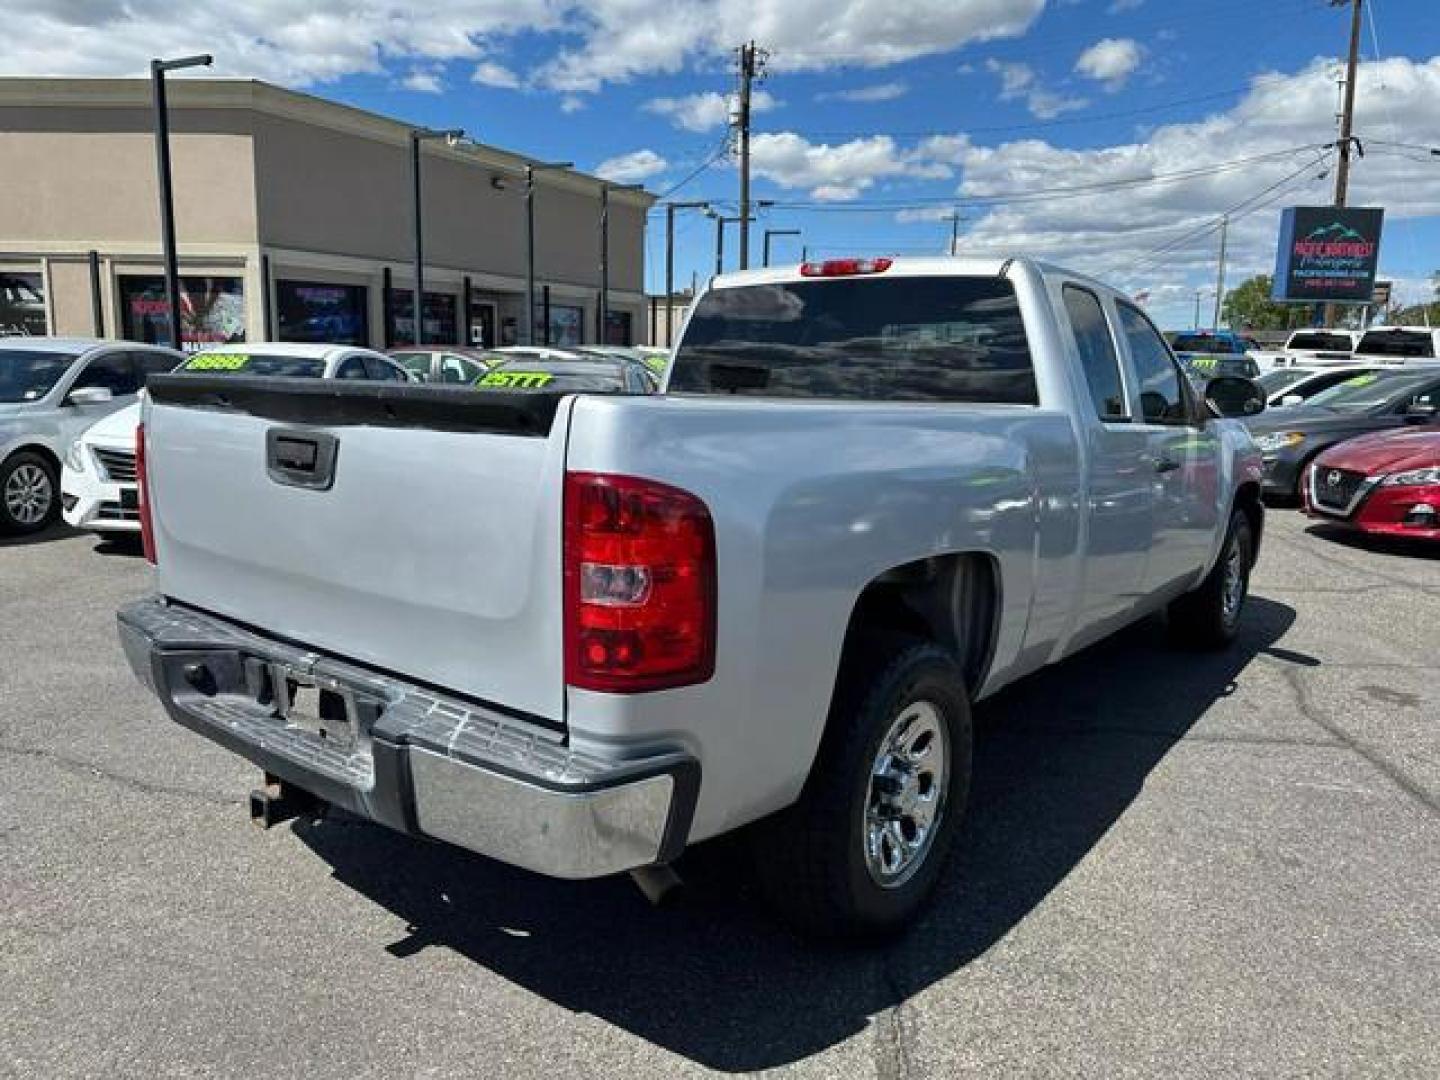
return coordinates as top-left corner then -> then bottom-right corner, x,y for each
0,78 -> 653,351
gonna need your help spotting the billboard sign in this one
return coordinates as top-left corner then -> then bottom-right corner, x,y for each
1271,206 -> 1384,303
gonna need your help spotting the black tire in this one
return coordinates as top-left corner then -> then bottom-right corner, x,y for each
0,451 -> 59,535
751,642 -> 973,939
1168,509 -> 1254,649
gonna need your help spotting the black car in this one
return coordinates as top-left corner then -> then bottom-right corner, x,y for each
1246,367 -> 1440,499
474,356 -> 658,394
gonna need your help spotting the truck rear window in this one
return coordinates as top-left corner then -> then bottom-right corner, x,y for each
1355,330 -> 1435,358
669,276 -> 1037,404
1288,332 -> 1353,352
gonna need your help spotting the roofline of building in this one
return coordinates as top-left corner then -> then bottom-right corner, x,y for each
0,76 -> 656,209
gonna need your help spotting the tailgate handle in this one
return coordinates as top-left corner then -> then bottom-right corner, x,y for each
266,429 -> 339,491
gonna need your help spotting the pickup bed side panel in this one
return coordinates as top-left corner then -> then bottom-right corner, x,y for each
563,395 -> 1080,841
145,394 -> 571,721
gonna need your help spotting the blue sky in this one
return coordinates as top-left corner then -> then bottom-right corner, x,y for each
12,0 -> 1439,328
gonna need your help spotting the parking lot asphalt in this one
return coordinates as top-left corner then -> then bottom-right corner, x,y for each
2,512 -> 1437,1079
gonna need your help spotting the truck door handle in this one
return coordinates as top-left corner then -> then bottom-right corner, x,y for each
1154,456 -> 1181,474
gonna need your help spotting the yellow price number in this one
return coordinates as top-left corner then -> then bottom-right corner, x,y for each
477,370 -> 554,389
185,353 -> 250,372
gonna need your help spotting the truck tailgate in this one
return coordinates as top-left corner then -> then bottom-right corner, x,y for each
142,376 -> 570,722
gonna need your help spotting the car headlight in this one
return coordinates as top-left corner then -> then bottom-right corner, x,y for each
64,440 -> 85,472
1381,466 -> 1440,487
1253,431 -> 1306,454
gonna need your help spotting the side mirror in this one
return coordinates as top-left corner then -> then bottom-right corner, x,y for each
1404,401 -> 1437,422
1205,376 -> 1266,418
67,386 -> 114,407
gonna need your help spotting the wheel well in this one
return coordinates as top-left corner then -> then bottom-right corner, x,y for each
3,444 -> 60,475
836,553 -> 1000,696
1234,480 -> 1263,566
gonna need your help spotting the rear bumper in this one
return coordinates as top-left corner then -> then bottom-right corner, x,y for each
117,597 -> 698,879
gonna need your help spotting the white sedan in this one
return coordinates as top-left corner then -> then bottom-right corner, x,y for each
62,343 -> 409,534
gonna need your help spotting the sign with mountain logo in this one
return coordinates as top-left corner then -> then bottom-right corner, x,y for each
1271,206 -> 1384,303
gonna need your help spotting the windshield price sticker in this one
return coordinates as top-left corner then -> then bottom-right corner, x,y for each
185,353 -> 250,372
478,370 -> 554,389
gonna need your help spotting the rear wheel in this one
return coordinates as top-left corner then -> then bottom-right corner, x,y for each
1169,509 -> 1253,649
751,642 -> 972,939
0,451 -> 59,534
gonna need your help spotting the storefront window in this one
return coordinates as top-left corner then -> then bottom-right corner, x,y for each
605,310 -> 633,347
120,275 -> 245,352
539,304 -> 585,347
389,289 -> 458,345
277,281 -> 369,345
0,272 -> 48,336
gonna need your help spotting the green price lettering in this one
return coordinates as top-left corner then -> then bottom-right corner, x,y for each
185,353 -> 249,372
477,370 -> 554,389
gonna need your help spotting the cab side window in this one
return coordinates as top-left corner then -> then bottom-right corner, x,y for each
335,356 -> 370,380
362,354 -> 408,381
134,350 -> 183,385
72,351 -> 141,397
1117,302 -> 1189,424
1063,285 -> 1127,422
438,354 -> 483,384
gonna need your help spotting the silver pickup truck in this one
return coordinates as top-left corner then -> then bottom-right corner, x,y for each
119,257 -> 1265,937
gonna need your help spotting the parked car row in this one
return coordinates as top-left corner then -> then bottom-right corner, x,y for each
0,336 -> 669,536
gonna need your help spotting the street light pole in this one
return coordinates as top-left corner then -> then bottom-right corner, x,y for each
663,201 -> 709,345
762,228 -> 800,268
150,53 -> 212,352
409,127 -> 464,346
597,182 -> 644,343
524,160 -> 572,345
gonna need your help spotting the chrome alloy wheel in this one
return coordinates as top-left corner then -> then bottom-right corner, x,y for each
4,463 -> 52,526
1220,535 -> 1246,626
863,700 -> 949,888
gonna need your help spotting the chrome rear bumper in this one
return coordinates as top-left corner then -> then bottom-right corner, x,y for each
117,597 -> 698,879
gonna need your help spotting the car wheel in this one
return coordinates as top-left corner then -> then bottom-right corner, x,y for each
0,451 -> 60,535
751,641 -> 972,939
1168,508 -> 1254,649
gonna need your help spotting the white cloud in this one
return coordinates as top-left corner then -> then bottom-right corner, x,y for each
539,0 -> 1046,93
985,59 -> 1088,118
1106,0 -> 1144,13
895,206 -> 960,224
1075,38 -> 1143,91
749,131 -> 970,200
593,148 -> 667,184
0,0 -> 1047,100
471,61 -> 520,89
816,81 -> 908,103
402,70 -> 443,94
560,95 -> 586,113
945,55 -> 1440,327
643,89 -> 777,132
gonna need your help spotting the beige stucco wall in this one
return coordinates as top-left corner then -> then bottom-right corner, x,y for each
0,107 -> 258,248
251,113 -> 645,293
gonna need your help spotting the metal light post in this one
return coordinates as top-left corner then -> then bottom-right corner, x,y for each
598,182 -> 643,344
409,127 -> 464,346
663,200 -> 709,345
150,53 -> 212,352
762,228 -> 800,268
524,160 -> 572,345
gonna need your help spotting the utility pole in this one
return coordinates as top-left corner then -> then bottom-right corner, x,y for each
1194,289 -> 1203,331
1213,215 -> 1229,330
735,41 -> 766,270
949,210 -> 961,256
1326,0 -> 1365,327
664,201 -> 709,344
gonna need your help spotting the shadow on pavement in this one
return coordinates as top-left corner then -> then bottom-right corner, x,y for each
295,596 -> 1298,1072
0,522 -> 80,547
1305,522 -> 1440,561
93,534 -> 146,558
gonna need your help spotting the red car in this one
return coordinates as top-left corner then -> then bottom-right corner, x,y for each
1302,427 -> 1440,540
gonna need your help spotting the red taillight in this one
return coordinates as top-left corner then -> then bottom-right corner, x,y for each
799,257 -> 893,277
136,422 -> 156,564
563,472 -> 716,693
